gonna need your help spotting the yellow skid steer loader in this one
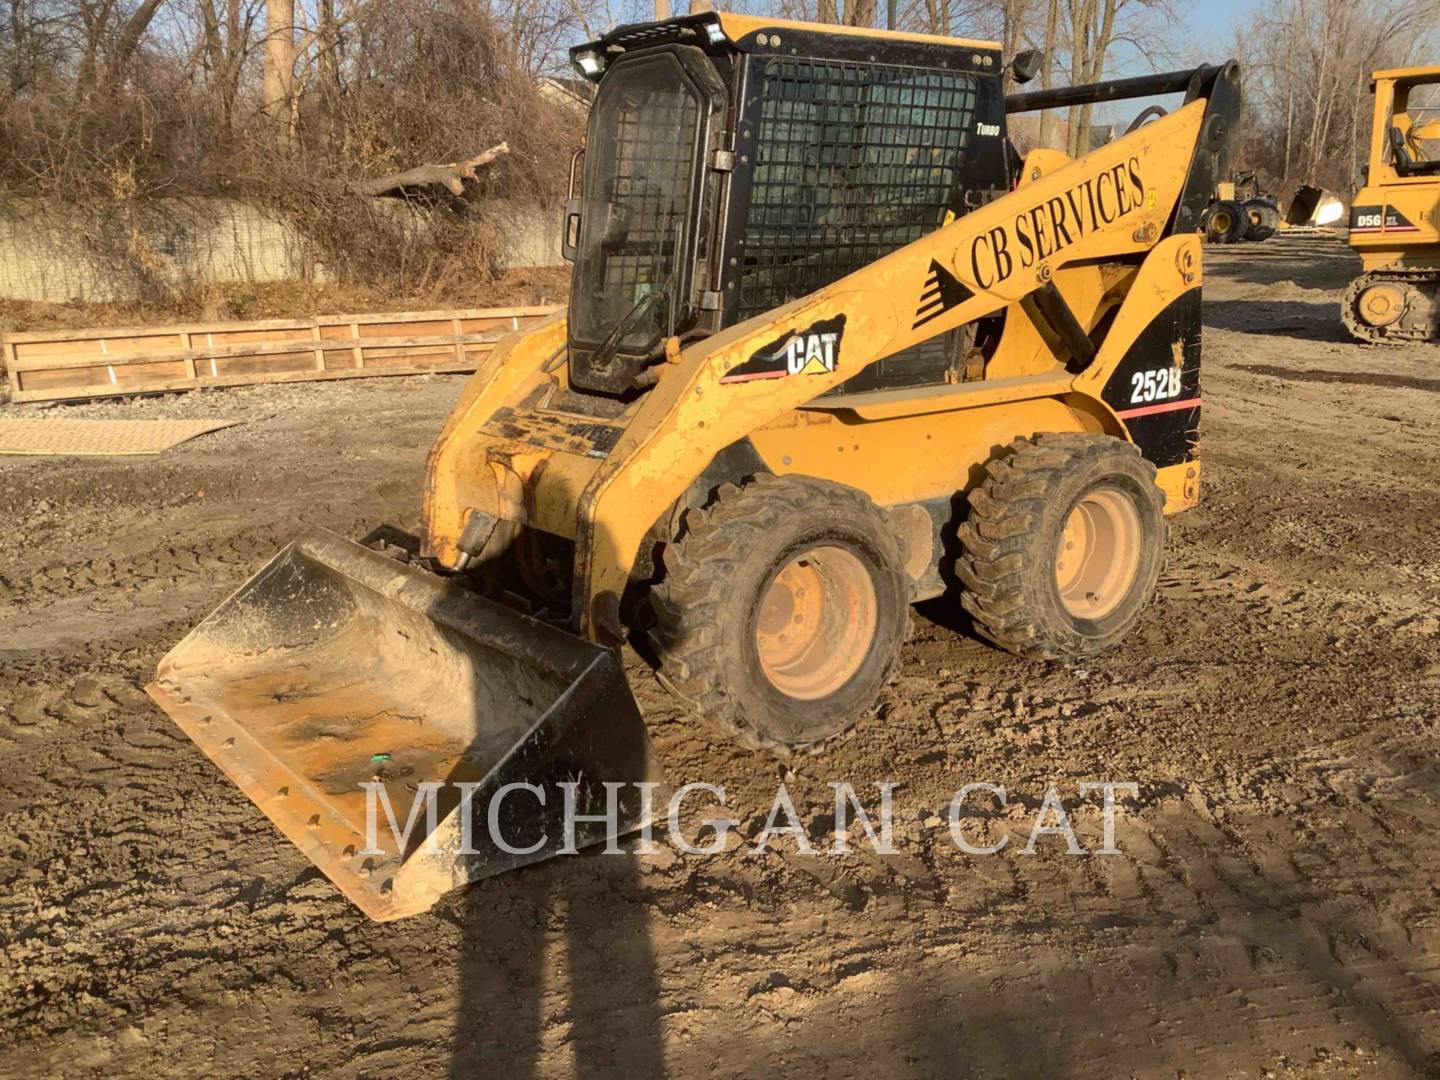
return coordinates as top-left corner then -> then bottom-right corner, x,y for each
148,12 -> 1240,920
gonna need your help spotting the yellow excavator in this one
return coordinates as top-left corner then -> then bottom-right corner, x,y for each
1344,65 -> 1440,342
147,12 -> 1240,920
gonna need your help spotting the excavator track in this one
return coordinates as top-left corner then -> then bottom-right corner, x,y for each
1341,270 -> 1440,344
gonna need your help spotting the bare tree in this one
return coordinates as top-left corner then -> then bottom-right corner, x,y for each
1237,0 -> 1440,192
0,0 -> 591,304
1000,0 -> 1032,85
69,0 -> 174,89
5,0 -> 36,93
106,0 -> 166,81
844,0 -> 876,26
262,0 -> 294,135
1036,0 -> 1061,147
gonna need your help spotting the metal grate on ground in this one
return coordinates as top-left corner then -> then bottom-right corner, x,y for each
0,418 -> 240,456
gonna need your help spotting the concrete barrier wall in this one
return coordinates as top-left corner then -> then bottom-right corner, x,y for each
0,198 -> 566,303
486,198 -> 567,270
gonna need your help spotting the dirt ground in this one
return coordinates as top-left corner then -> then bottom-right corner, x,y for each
2,232 -> 1439,1079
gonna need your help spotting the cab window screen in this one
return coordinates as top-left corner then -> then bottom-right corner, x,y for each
738,60 -> 978,322
571,52 -> 704,352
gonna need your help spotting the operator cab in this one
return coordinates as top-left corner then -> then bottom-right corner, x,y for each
1373,67 -> 1440,178
562,12 -> 1019,396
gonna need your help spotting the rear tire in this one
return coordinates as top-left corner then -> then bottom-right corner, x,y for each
1243,198 -> 1280,241
956,434 -> 1166,660
649,474 -> 910,755
1205,199 -> 1248,244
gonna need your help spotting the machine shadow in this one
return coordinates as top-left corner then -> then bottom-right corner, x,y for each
359,523 -> 424,558
1231,364 -> 1440,393
898,799 -> 1440,1075
893,902 -> 1440,1074
1202,299 -> 1352,343
912,464 -> 1004,638
424,540 -> 668,1079
446,849 -> 667,1078
348,526 -> 669,1075
1204,236 -> 1359,290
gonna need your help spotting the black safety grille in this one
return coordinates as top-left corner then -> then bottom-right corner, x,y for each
737,60 -> 978,394
601,89 -> 701,328
738,60 -> 977,320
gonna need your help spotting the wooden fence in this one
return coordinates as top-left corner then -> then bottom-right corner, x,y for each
3,305 -> 561,404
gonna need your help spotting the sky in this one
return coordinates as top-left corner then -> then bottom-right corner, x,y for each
1087,0 -> 1261,125
635,0 -> 1269,124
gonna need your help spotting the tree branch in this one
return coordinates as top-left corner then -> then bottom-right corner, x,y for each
106,0 -> 167,82
351,143 -> 511,197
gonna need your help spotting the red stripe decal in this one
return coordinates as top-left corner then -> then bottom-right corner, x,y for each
1117,397 -> 1201,420
719,369 -> 788,383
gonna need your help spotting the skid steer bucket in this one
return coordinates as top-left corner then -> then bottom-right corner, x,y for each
146,528 -> 663,921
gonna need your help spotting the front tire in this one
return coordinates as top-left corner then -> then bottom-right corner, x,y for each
956,434 -> 1166,659
1206,199 -> 1248,244
649,474 -> 910,755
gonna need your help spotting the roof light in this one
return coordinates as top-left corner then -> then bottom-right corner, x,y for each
705,22 -> 726,44
575,51 -> 603,76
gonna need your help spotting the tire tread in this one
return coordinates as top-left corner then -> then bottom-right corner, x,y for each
649,474 -> 908,757
957,434 -> 1164,660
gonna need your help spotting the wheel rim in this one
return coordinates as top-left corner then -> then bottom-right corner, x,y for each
1211,209 -> 1232,234
1054,487 -> 1142,620
755,545 -> 877,700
